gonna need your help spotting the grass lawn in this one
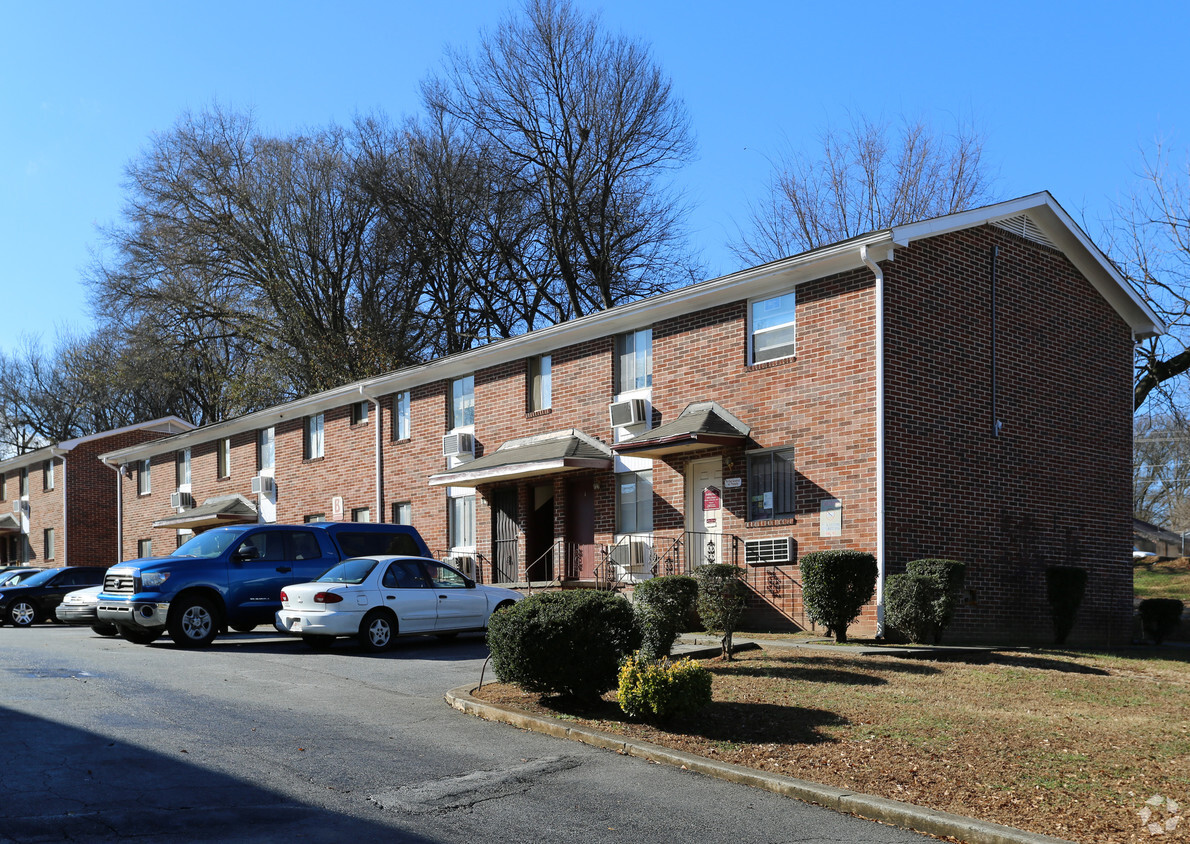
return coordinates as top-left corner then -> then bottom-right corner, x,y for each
1135,557 -> 1190,602
476,646 -> 1190,843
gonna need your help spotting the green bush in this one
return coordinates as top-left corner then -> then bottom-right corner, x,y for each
908,558 -> 966,595
633,575 -> 699,661
617,655 -> 712,721
694,564 -> 748,659
899,558 -> 966,643
486,590 -> 642,701
1139,598 -> 1184,645
1045,565 -> 1087,645
884,573 -> 955,644
800,550 -> 877,643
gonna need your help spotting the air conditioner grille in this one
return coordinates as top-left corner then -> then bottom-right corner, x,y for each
745,537 -> 793,564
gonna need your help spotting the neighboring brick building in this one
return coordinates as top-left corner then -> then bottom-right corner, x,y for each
0,418 -> 193,569
96,194 -> 1161,644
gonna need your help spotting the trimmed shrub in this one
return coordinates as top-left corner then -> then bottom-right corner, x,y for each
1045,565 -> 1087,645
901,558 -> 966,643
486,590 -> 642,702
1139,598 -> 1185,645
633,575 -> 699,661
800,550 -> 877,643
617,655 -> 712,721
884,573 -> 955,644
694,564 -> 748,660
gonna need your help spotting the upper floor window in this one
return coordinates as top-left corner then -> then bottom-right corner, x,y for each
528,355 -> 552,412
175,449 -> 191,488
138,459 -> 151,495
616,470 -> 653,534
750,291 -> 797,363
258,427 -> 275,472
19,468 -> 28,498
616,329 -> 652,393
41,460 -> 54,491
304,414 -> 325,460
351,401 -> 369,425
747,446 -> 796,521
1,473 -> 7,500
452,376 -> 475,429
217,438 -> 231,479
394,391 -> 411,441
43,527 -> 55,561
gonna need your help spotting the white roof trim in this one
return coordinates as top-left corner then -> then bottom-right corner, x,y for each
0,416 -> 194,473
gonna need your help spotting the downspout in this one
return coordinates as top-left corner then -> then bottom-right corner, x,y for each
100,457 -> 124,563
859,244 -> 886,636
361,388 -> 384,522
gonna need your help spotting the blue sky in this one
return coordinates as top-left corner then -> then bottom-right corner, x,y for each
1,0 -> 1186,356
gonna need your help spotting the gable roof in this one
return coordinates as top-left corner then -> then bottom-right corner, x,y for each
97,193 -> 1162,464
0,416 -> 194,474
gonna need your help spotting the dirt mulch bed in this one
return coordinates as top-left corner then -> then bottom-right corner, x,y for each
474,647 -> 1190,843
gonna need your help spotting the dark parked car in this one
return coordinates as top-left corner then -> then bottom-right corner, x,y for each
0,567 -> 107,627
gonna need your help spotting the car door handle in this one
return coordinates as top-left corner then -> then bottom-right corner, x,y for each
386,595 -> 397,600
276,566 -> 292,573
438,594 -> 449,599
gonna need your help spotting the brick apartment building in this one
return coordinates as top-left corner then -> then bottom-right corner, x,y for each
96,193 -> 1161,645
0,418 -> 193,569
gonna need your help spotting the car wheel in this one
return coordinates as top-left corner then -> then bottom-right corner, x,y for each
358,610 -> 396,653
168,597 -> 219,648
118,625 -> 160,645
9,601 -> 39,627
91,622 -> 118,637
302,635 -> 335,650
231,624 -> 257,633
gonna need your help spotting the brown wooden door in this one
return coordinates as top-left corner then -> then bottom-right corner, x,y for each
565,477 -> 596,579
491,488 -> 518,584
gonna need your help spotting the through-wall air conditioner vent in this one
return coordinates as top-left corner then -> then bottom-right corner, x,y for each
169,491 -> 194,510
608,398 -> 647,428
448,555 -> 477,580
745,537 -> 793,564
251,475 -> 274,495
442,432 -> 475,458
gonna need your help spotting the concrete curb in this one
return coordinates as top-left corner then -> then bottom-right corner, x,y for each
445,683 -> 1071,844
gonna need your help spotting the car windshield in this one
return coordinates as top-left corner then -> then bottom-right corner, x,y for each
173,530 -> 242,559
12,568 -> 58,588
0,570 -> 32,586
317,558 -> 379,585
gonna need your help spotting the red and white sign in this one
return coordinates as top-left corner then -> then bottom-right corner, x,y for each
702,486 -> 722,511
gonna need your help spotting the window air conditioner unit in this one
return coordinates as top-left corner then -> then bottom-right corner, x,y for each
449,555 -> 477,580
170,491 -> 194,510
745,537 -> 794,564
608,398 -> 647,428
251,475 -> 274,494
442,432 -> 475,458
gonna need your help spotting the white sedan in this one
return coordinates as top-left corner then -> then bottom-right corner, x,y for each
276,555 -> 522,652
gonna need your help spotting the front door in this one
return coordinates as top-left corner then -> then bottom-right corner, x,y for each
565,477 -> 596,579
687,457 -> 723,568
491,488 -> 518,584
526,484 -> 555,582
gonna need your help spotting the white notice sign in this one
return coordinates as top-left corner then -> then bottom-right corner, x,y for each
820,498 -> 842,537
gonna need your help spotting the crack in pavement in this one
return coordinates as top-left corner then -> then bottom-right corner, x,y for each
368,755 -> 581,815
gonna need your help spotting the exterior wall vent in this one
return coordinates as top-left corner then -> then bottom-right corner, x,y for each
251,475 -> 274,494
169,491 -> 195,509
745,537 -> 793,564
442,432 -> 475,457
993,214 -> 1058,249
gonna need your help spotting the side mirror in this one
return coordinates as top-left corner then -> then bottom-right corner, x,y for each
232,545 -> 261,563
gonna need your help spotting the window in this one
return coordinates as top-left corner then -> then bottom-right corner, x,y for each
19,468 -> 28,498
257,427 -> 275,471
176,529 -> 193,549
394,391 -> 411,440
616,470 -> 653,534
616,329 -> 652,392
43,528 -> 54,561
392,501 -> 412,525
304,414 -> 324,460
351,507 -> 371,523
175,449 -> 191,488
43,460 -> 54,491
451,376 -> 475,429
383,559 -> 428,589
138,538 -> 152,558
750,291 -> 797,363
528,355 -> 552,411
747,447 -> 796,520
448,494 -> 476,549
351,400 -> 369,425
0,473 -> 6,500
303,514 -> 326,523
137,459 -> 151,495
217,438 -> 231,479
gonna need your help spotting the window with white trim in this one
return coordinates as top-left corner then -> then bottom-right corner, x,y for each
304,414 -> 325,460
351,507 -> 371,523
137,538 -> 152,558
258,427 -> 275,471
747,446 -> 796,521
217,438 -> 231,479
615,470 -> 653,534
351,401 -> 369,425
19,468 -> 28,498
448,493 -> 476,550
750,291 -> 797,363
615,329 -> 652,392
451,376 -> 475,429
43,460 -> 54,491
528,355 -> 552,411
43,528 -> 54,561
392,501 -> 412,525
394,391 -> 411,440
138,459 -> 151,495
175,449 -> 191,488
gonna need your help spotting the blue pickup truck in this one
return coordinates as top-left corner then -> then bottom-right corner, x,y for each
97,522 -> 431,648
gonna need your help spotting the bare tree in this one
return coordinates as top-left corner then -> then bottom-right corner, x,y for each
425,0 -> 700,316
1106,140 -> 1190,411
732,114 -> 995,263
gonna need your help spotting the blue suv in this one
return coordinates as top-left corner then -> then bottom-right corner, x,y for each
97,522 -> 430,647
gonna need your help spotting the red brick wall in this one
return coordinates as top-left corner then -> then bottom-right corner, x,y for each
883,225 -> 1134,645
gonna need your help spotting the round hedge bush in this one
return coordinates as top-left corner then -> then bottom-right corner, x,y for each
633,575 -> 699,661
800,550 -> 877,643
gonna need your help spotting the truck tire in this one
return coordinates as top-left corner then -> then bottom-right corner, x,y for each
169,596 -> 219,648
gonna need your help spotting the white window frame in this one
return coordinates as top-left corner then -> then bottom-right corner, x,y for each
749,290 -> 797,364
138,538 -> 152,558
217,438 -> 231,479
43,460 -> 54,491
616,328 -> 653,393
258,427 -> 275,472
529,354 -> 552,411
395,391 -> 411,440
351,401 -> 369,425
747,446 -> 797,521
43,527 -> 54,561
452,376 -> 475,429
305,414 -> 325,460
392,501 -> 412,525
176,449 -> 191,489
615,469 -> 654,534
351,506 -> 371,523
448,492 -> 476,551
138,459 -> 151,495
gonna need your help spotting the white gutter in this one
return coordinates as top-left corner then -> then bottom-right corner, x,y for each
859,244 -> 886,636
100,456 -> 124,563
360,387 -> 383,522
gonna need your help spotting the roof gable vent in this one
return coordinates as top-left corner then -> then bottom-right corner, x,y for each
993,214 -> 1057,249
